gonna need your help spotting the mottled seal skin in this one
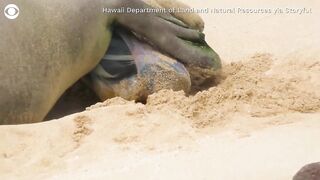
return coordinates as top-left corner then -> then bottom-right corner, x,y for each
0,0 -> 219,124
293,162 -> 320,180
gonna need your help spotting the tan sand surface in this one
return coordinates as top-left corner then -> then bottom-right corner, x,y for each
1,0 -> 320,179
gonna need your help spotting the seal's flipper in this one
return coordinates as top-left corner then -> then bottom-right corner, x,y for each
114,0 -> 221,70
98,32 -> 137,80
154,0 -> 205,31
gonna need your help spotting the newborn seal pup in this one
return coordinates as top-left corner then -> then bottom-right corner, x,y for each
0,0 -> 220,124
84,26 -> 193,101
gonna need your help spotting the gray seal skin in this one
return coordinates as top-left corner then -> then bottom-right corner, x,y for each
0,0 -> 220,124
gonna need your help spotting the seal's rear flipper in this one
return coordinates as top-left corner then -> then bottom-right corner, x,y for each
98,32 -> 137,80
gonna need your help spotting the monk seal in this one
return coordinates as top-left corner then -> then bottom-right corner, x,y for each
0,0 -> 220,124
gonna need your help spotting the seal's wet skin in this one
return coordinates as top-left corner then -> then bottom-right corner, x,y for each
0,0 -> 221,124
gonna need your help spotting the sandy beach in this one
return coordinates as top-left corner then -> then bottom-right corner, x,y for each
1,0 -> 319,179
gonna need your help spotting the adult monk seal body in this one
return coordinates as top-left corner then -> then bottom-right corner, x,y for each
0,0 -> 220,125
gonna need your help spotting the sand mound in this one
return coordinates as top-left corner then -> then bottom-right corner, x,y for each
89,53 -> 320,129
1,52 -> 319,180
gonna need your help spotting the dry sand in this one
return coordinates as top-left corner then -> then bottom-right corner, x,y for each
1,0 -> 320,179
